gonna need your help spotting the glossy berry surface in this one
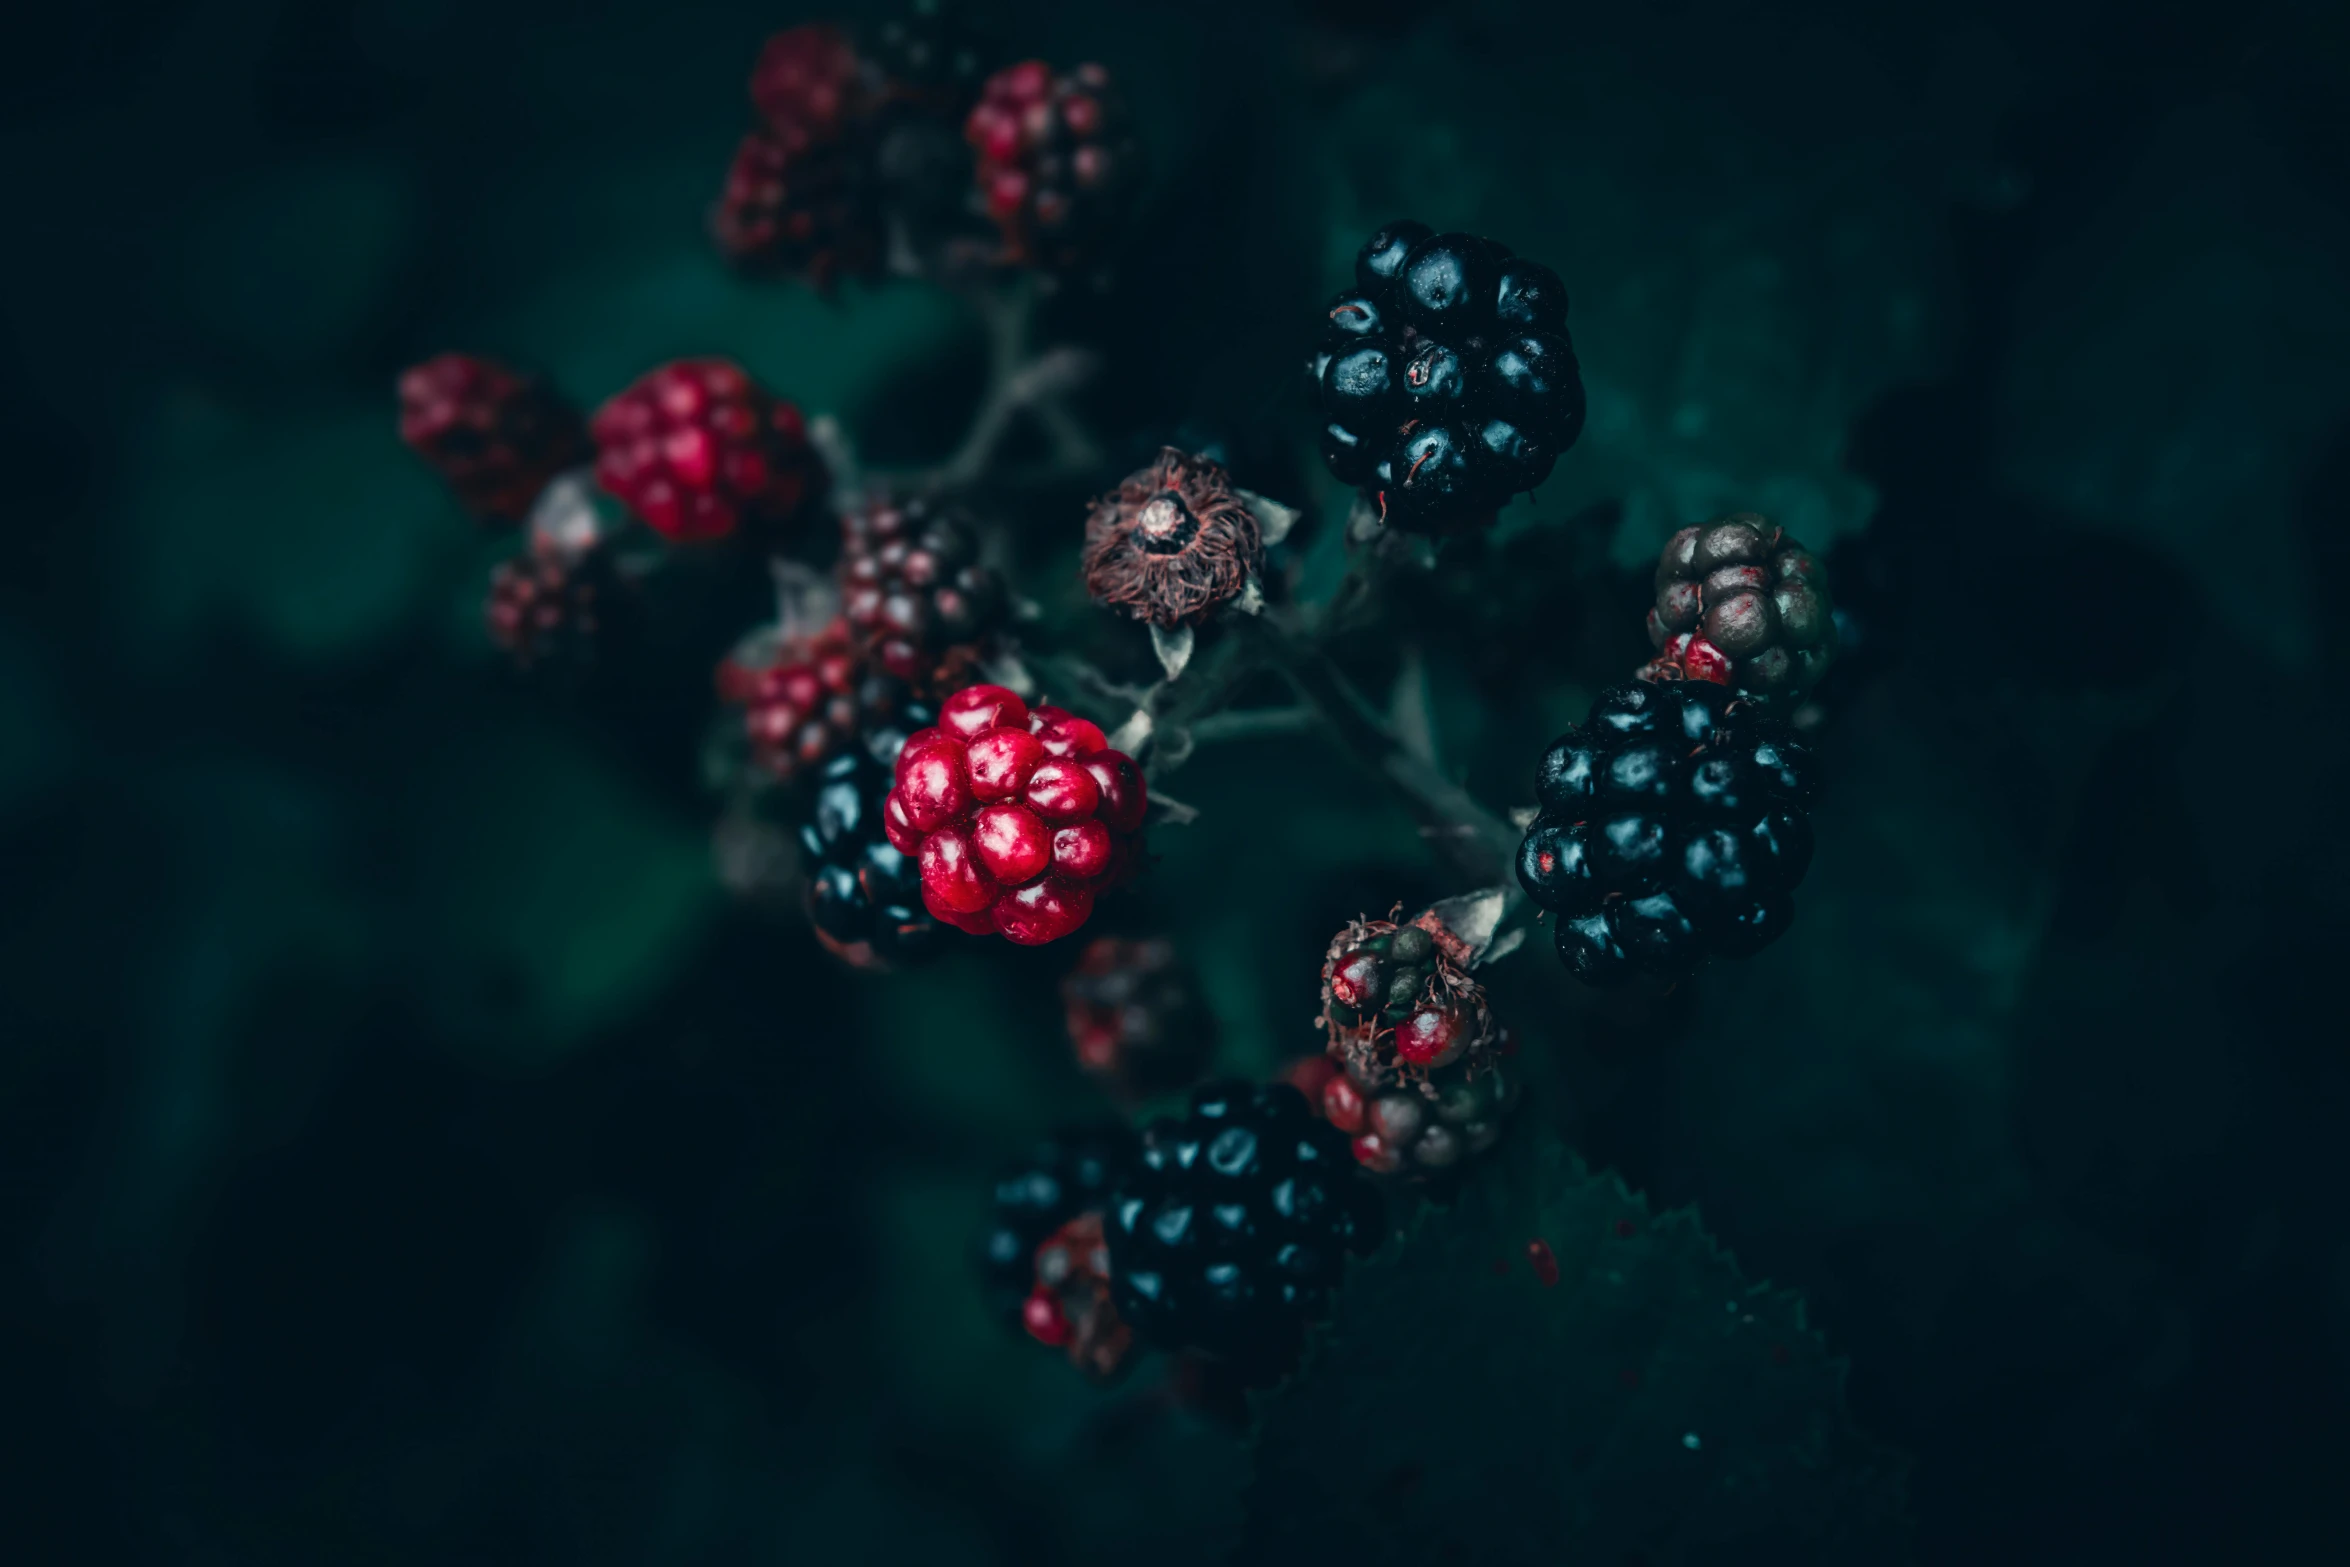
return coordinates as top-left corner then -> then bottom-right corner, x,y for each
590,359 -> 827,543
837,494 -> 1008,684
978,1123 -> 1138,1329
965,60 -> 1141,271
1518,679 -> 1821,987
1312,220 -> 1586,534
1644,512 -> 1837,697
886,684 -> 1146,945
399,354 -> 588,524
1105,1082 -> 1385,1373
797,708 -> 947,969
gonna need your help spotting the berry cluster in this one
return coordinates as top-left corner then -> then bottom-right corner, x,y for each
1105,1082 -> 1385,1375
398,354 -> 588,525
1081,447 -> 1266,628
483,544 -> 624,671
717,619 -> 921,786
1061,937 -> 1216,1098
979,1124 -> 1137,1328
966,61 -> 1141,272
1518,680 -> 1821,986
1643,513 -> 1836,697
1311,910 -> 1515,1177
838,493 -> 1008,684
797,713 -> 947,970
714,24 -> 886,284
1314,220 -> 1587,534
591,359 -> 828,544
885,684 -> 1148,945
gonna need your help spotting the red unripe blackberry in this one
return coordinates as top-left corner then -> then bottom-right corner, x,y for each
885,683 -> 1146,944
590,359 -> 828,543
965,60 -> 1142,271
1063,937 -> 1216,1097
484,542 -> 625,670
710,128 -> 880,287
398,354 -> 588,524
718,617 -> 922,786
749,24 -> 872,140
1643,513 -> 1836,697
837,493 -> 1007,685
1025,1211 -> 1136,1380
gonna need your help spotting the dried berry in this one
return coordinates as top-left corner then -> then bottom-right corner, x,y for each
1081,448 -> 1267,628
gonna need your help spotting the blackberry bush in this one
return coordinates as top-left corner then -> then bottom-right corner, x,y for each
1518,679 -> 1821,986
1313,220 -> 1588,533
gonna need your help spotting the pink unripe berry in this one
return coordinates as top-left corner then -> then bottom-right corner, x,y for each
994,876 -> 1094,945
941,683 -> 1027,739
1024,757 -> 1102,822
972,803 -> 1052,884
966,728 -> 1047,801
918,828 -> 997,914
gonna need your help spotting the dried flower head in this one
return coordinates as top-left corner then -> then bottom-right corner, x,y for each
1081,448 -> 1265,628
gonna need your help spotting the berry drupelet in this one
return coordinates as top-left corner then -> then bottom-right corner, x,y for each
1106,1081 -> 1385,1377
591,359 -> 828,544
966,61 -> 1141,271
979,1123 -> 1139,1329
1081,448 -> 1266,628
1062,936 -> 1216,1098
1312,220 -> 1587,534
797,709 -> 949,970
1643,512 -> 1836,697
398,354 -> 589,524
837,493 -> 1008,685
1518,680 -> 1822,987
885,684 -> 1148,945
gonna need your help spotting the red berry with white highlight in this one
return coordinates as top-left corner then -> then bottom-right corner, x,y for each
590,359 -> 827,543
886,682 -> 1146,944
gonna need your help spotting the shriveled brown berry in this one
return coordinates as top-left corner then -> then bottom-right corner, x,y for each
1081,448 -> 1267,628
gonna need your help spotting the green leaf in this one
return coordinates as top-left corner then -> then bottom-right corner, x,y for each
1242,1130 -> 1910,1565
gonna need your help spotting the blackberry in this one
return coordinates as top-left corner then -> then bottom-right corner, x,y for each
1517,680 -> 1821,987
1061,937 -> 1216,1097
889,684 -> 1149,946
719,618 -> 920,786
1106,1082 -> 1385,1375
398,354 -> 588,524
837,493 -> 1008,686
483,542 -> 625,670
797,707 -> 947,969
966,61 -> 1142,272
591,359 -> 827,543
710,127 -> 880,287
1643,512 -> 1836,697
1312,220 -> 1587,534
979,1123 -> 1139,1328
1316,1050 -> 1518,1178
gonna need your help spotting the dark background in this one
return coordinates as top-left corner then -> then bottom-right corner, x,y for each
5,0 -> 2349,1561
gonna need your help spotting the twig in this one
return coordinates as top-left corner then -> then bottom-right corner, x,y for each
1187,705 -> 1318,744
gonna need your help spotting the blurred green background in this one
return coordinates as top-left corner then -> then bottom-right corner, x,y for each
4,0 -> 2349,1561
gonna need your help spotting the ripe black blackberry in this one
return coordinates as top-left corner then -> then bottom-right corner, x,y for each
1106,1082 -> 1385,1376
837,493 -> 1008,686
1517,680 -> 1821,987
978,1122 -> 1140,1328
1312,219 -> 1587,534
797,707 -> 948,968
